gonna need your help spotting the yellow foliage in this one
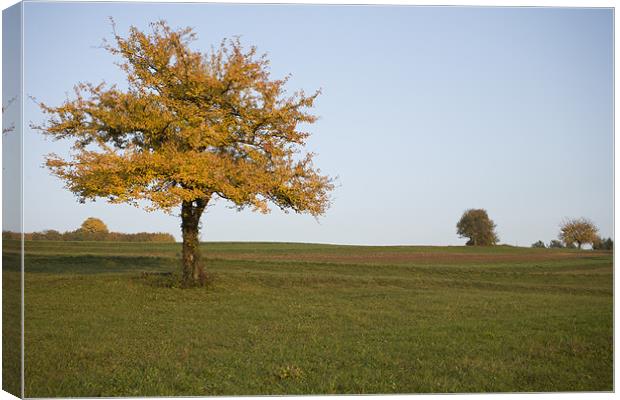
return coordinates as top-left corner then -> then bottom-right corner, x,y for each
559,218 -> 598,249
79,217 -> 109,234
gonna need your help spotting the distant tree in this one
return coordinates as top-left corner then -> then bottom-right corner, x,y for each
531,240 -> 546,248
34,21 -> 333,287
15,227 -> 175,243
2,231 -> 20,241
548,240 -> 564,249
42,229 -> 63,240
593,236 -> 614,251
78,217 -> 109,234
29,232 -> 44,241
30,229 -> 63,241
559,218 -> 598,250
456,209 -> 499,246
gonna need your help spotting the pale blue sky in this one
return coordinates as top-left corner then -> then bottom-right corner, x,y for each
2,3 -> 22,235
10,3 -> 614,245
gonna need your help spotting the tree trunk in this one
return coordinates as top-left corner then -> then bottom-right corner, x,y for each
181,196 -> 210,287
577,241 -> 582,250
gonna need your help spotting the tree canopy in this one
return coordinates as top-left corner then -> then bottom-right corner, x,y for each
79,217 -> 109,234
456,208 -> 499,246
548,240 -> 564,249
36,21 -> 332,216
593,237 -> 613,251
559,218 -> 598,249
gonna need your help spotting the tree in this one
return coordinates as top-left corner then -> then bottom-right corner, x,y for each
559,218 -> 598,250
593,236 -> 613,251
531,240 -> 545,248
548,240 -> 564,249
41,229 -> 63,241
34,21 -> 333,286
79,217 -> 109,234
456,209 -> 498,246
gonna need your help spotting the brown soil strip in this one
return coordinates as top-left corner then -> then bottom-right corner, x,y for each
208,251 -> 602,265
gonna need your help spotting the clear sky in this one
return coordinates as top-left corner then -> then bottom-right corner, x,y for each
11,2 -> 614,245
2,3 -> 22,234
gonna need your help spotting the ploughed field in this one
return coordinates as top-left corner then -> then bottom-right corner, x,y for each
3,241 -> 613,395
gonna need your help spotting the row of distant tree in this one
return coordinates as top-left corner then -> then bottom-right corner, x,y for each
3,213 -> 611,249
2,217 -> 175,243
456,209 -> 611,250
531,217 -> 613,250
531,238 -> 613,250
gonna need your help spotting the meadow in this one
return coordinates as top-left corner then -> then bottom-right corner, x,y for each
3,240 -> 613,396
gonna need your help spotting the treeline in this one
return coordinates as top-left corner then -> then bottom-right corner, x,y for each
2,230 -> 176,242
531,237 -> 613,250
2,217 -> 176,243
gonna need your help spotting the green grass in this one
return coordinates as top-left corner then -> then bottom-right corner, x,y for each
2,239 -> 21,397
5,240 -> 613,396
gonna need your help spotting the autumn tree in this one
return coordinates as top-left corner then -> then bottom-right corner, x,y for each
78,217 -> 109,234
456,208 -> 499,246
559,218 -> 598,249
34,21 -> 333,286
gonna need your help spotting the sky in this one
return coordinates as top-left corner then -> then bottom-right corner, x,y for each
2,3 -> 22,234
4,2 -> 614,245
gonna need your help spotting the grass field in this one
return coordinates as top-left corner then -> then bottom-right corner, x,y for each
3,240 -> 613,396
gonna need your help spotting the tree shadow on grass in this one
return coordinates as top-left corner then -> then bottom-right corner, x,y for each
134,270 -> 217,289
